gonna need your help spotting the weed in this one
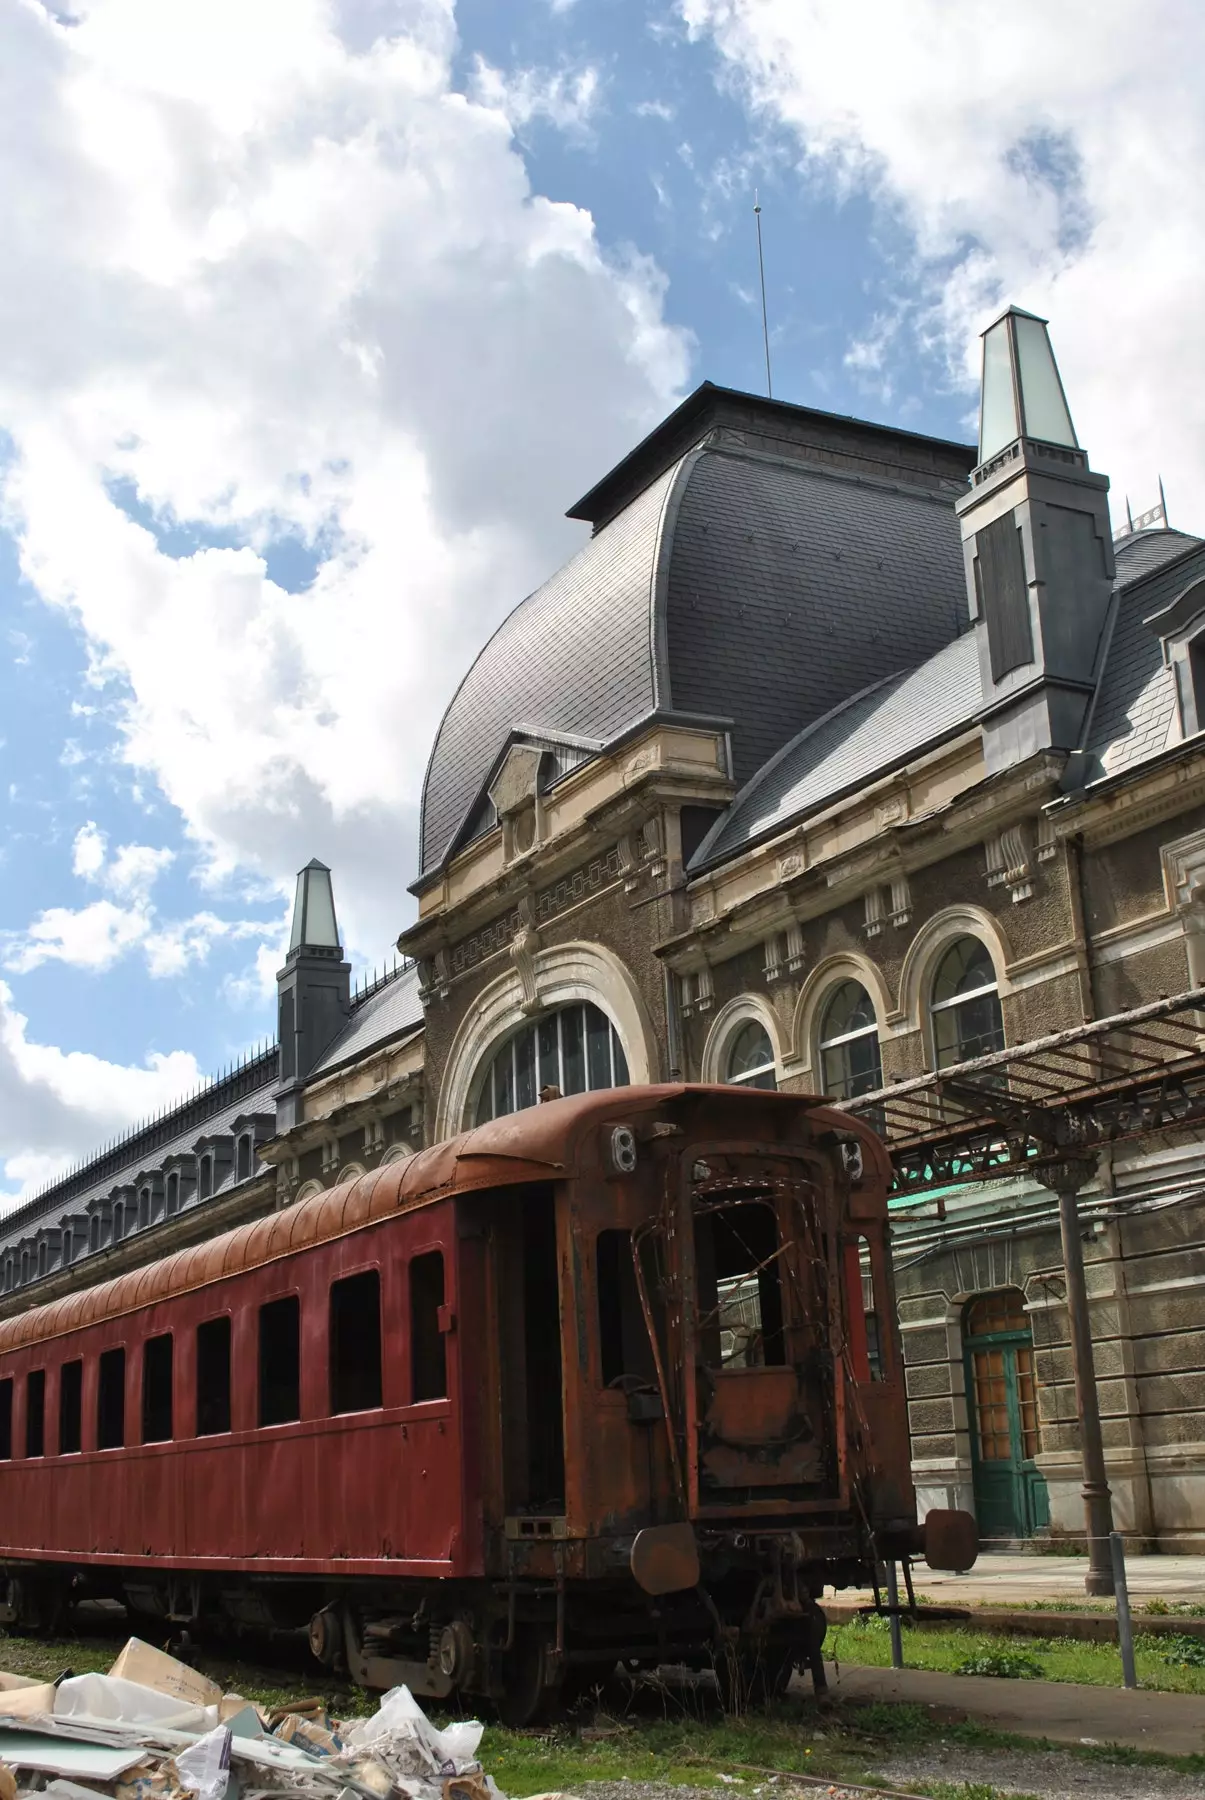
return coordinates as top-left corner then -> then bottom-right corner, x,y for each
920,1784 -> 1040,1800
1141,1631 -> 1205,1669
953,1647 -> 1043,1680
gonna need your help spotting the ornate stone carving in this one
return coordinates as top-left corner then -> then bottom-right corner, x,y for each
510,896 -> 542,1014
985,821 -> 1034,903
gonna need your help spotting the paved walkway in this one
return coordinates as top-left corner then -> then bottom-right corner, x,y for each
829,1661 -> 1205,1755
832,1552 -> 1205,1608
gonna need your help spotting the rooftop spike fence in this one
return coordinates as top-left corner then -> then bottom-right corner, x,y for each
8,952 -> 421,1240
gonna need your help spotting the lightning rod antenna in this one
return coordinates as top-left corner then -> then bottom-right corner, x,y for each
753,191 -> 772,399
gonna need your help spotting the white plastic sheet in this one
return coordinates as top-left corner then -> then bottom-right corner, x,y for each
54,1675 -> 219,1735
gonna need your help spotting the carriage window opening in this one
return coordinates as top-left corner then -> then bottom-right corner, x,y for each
142,1333 -> 174,1442
695,1201 -> 785,1368
597,1230 -> 656,1388
0,1379 -> 11,1459
196,1317 -> 232,1435
97,1348 -> 125,1449
330,1271 -> 382,1414
259,1296 -> 301,1426
25,1370 -> 45,1458
410,1252 -> 447,1402
860,1242 -> 884,1382
59,1360 -> 83,1454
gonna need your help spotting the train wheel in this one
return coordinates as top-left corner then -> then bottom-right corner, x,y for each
497,1629 -> 560,1727
8,1575 -> 66,1636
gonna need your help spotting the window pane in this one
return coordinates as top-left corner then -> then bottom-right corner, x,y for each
586,1004 -> 611,1089
330,1270 -> 382,1414
821,980 -> 876,1042
726,1020 -> 776,1087
0,1380 -> 11,1459
537,1016 -> 560,1092
98,1348 -> 125,1449
821,1029 -> 883,1101
933,937 -> 996,1004
495,1044 -> 515,1118
410,1252 -> 447,1402
515,1028 -> 536,1112
259,1296 -> 301,1426
612,1027 -> 629,1086
142,1334 -> 174,1443
59,1361 -> 82,1455
196,1317 -> 232,1436
25,1370 -> 45,1459
562,1006 -> 586,1094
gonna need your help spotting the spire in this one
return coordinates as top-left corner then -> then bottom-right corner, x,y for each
978,306 -> 1079,463
957,304 -> 1113,779
287,858 -> 341,954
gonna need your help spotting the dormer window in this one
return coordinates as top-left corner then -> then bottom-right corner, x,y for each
1146,576 -> 1205,741
166,1173 -> 179,1215
237,1135 -> 252,1181
199,1156 -> 213,1200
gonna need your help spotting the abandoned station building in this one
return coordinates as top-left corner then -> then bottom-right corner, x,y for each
7,309 -> 1205,1551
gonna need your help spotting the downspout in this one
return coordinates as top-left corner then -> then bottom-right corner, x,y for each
1064,831 -> 1096,1023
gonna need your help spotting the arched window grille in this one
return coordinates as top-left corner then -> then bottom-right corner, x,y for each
724,1019 -> 777,1090
818,981 -> 882,1100
931,937 -> 1005,1067
474,1001 -> 629,1126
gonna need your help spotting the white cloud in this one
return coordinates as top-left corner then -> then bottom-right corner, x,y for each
682,0 -> 1205,526
470,56 -> 602,138
0,0 -> 689,966
71,820 -> 107,880
0,978 -> 203,1205
6,818 -> 275,976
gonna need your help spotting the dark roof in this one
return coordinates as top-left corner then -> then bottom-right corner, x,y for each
664,450 -> 969,789
1084,531 -> 1205,781
690,632 -> 981,868
419,461 -> 677,878
568,381 -> 976,531
312,963 -> 423,1076
418,388 -> 975,882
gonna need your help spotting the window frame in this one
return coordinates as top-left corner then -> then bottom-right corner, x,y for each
257,1293 -> 302,1428
817,980 -> 883,1101
329,1266 -> 384,1416
723,1017 -> 778,1090
473,1001 -> 629,1126
929,936 -> 1005,1069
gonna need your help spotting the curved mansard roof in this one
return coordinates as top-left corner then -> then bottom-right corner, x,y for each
417,384 -> 976,881
689,631 -> 982,870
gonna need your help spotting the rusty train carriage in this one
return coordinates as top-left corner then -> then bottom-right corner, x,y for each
0,1087 -> 975,1720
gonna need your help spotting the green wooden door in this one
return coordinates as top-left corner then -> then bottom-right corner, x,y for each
964,1290 -> 1049,1544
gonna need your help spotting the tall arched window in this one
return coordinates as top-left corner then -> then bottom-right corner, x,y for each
818,981 -> 883,1100
474,1001 -> 629,1126
931,937 -> 1004,1067
724,1020 -> 777,1090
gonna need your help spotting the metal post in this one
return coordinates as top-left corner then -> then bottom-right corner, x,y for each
1047,1159 -> 1115,1596
1111,1531 -> 1137,1688
885,1560 -> 904,1669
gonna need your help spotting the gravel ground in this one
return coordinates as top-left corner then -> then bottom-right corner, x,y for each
571,1751 -> 1205,1800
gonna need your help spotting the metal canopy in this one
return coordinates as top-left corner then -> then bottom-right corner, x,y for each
839,986 -> 1205,1193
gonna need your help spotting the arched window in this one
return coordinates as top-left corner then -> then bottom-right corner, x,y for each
818,981 -> 882,1100
931,937 -> 1004,1067
724,1020 -> 777,1090
474,1001 -> 629,1126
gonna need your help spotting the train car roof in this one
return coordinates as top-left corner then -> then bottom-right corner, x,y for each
0,1084 -> 866,1353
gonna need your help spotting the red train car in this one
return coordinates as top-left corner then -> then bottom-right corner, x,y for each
0,1086 -> 974,1719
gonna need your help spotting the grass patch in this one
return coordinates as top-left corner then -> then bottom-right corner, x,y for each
827,1611 -> 1205,1694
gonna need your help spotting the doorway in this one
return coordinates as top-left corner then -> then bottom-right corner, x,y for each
495,1185 -> 566,1515
963,1289 -> 1049,1543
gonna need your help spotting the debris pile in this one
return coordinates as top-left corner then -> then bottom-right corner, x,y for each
0,1640 -> 498,1800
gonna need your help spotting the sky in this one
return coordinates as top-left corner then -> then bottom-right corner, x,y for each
2,0 -> 1203,1203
